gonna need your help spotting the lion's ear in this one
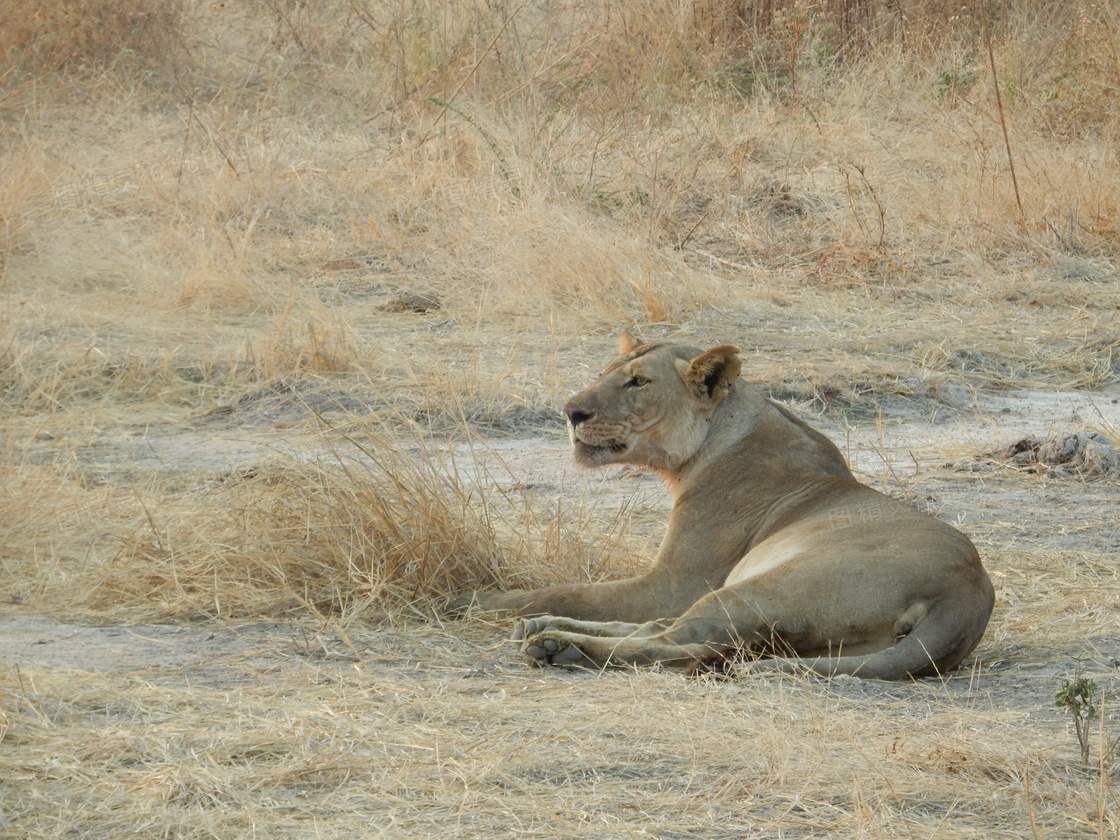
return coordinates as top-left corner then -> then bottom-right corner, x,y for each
618,330 -> 641,354
677,344 -> 742,403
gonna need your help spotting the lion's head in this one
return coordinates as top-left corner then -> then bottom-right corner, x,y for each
563,332 -> 742,472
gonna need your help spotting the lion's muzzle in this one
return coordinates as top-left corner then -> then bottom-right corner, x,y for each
564,401 -> 593,427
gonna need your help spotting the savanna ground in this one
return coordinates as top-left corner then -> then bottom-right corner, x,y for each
2,1 -> 1120,837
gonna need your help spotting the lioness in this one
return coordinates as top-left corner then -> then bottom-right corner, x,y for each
457,334 -> 994,679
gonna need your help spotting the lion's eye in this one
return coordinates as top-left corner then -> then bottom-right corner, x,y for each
624,375 -> 650,389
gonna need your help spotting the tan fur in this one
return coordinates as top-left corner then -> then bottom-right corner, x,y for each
454,336 -> 995,680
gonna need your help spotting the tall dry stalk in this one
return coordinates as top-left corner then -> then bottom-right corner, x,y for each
982,11 -> 1024,222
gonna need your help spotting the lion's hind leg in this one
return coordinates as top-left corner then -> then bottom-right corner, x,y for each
518,617 -> 722,669
514,615 -> 669,641
728,596 -> 988,680
514,617 -> 624,668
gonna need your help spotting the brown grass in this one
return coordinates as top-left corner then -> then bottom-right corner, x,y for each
0,662 -> 1059,834
2,1 -> 1120,837
0,423 -> 649,622
2,617 -> 1118,838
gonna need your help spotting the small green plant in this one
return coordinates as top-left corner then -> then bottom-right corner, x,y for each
1055,664 -> 1098,766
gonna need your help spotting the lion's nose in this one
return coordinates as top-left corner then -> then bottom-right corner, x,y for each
564,402 -> 593,427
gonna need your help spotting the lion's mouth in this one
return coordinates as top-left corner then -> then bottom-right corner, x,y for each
574,440 -> 628,463
575,440 -> 626,452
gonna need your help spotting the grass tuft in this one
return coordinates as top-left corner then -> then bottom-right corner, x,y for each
1,424 -> 647,622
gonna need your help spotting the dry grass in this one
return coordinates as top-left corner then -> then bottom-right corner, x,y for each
0,423 -> 649,623
2,1 -> 1120,837
1,619 -> 1118,839
0,0 -> 186,76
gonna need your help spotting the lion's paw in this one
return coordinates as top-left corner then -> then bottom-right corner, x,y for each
516,620 -> 588,667
512,616 -> 572,640
512,616 -> 555,640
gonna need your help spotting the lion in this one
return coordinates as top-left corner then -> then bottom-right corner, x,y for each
455,333 -> 995,680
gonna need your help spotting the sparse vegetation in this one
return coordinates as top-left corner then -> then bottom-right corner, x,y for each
1056,663 -> 1120,773
1056,664 -> 1100,767
2,1 -> 1120,838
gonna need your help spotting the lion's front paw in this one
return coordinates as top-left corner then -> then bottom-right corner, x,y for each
516,619 -> 589,667
511,616 -> 555,640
